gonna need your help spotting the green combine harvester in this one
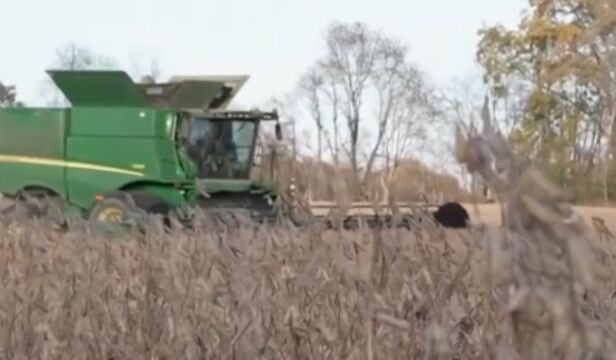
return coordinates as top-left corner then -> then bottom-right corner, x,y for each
0,69 -> 470,230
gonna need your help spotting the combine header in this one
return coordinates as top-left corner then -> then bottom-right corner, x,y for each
306,200 -> 470,230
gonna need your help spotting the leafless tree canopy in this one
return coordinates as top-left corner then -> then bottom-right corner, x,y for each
296,21 -> 440,199
0,82 -> 19,107
41,43 -> 119,106
53,42 -> 118,71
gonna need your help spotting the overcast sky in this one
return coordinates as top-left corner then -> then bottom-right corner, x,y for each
1,0 -> 527,109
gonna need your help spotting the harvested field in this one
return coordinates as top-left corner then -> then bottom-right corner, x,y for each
465,203 -> 616,230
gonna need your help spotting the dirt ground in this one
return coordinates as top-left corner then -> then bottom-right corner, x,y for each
309,200 -> 616,234
464,202 -> 616,233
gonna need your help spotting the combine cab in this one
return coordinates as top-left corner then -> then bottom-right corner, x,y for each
138,76 -> 285,225
178,109 -> 283,223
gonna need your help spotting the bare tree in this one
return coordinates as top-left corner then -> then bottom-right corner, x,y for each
0,82 -> 19,107
300,68 -> 325,165
54,42 -> 118,71
370,62 -> 437,182
299,65 -> 342,168
321,22 -> 377,180
43,43 -> 119,106
130,54 -> 162,83
298,65 -> 345,199
296,21 -> 434,198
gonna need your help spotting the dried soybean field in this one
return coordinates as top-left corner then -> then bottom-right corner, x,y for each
0,197 -> 613,359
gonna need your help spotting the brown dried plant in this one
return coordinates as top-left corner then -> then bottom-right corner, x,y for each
455,96 -> 616,359
0,97 -> 613,359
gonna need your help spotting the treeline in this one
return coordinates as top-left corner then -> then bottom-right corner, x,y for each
476,0 -> 616,204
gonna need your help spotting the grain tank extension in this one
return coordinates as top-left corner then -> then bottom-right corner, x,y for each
0,70 -> 197,224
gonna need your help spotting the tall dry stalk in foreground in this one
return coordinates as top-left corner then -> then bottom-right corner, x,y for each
455,97 -> 615,359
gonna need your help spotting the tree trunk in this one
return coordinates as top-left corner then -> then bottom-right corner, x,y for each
317,129 -> 323,200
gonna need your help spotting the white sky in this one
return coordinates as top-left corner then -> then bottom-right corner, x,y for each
1,0 -> 527,108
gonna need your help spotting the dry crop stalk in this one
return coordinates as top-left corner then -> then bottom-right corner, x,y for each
455,96 -> 612,359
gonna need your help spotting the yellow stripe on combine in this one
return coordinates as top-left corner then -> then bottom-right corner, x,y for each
0,155 -> 144,177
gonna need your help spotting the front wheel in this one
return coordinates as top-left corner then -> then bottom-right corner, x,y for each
88,196 -> 145,224
88,191 -> 189,233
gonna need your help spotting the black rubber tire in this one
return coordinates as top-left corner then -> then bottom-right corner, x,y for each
129,191 -> 172,216
129,191 -> 177,230
88,191 -> 174,219
433,202 -> 470,229
88,196 -> 144,224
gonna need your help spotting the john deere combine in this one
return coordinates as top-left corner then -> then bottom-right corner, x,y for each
0,69 -> 470,230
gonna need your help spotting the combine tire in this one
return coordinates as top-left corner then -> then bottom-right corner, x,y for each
433,202 -> 470,228
88,196 -> 143,224
89,191 -> 182,233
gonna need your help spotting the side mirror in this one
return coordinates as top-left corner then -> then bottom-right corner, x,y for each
275,122 -> 283,141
